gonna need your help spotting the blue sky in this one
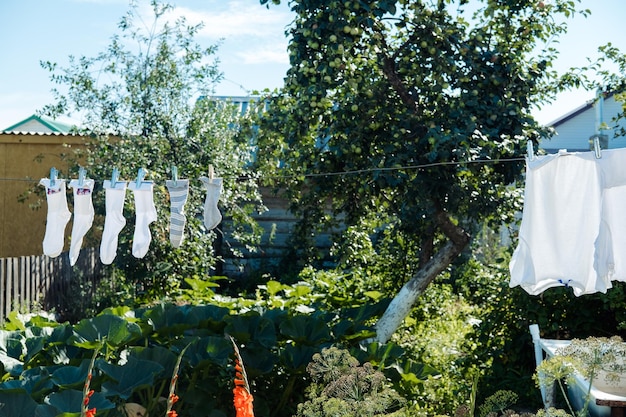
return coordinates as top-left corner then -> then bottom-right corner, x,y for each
0,0 -> 624,130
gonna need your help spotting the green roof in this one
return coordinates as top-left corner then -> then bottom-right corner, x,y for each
2,114 -> 75,133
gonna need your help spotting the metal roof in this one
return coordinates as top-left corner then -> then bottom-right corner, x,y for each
2,114 -> 76,133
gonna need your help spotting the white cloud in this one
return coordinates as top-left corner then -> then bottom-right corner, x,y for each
130,1 -> 293,66
235,44 -> 290,65
170,1 -> 293,39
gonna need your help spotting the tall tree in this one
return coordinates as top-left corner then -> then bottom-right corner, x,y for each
254,0 -> 588,343
41,0 -> 265,298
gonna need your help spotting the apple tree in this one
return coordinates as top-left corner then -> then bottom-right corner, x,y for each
254,0 -> 588,343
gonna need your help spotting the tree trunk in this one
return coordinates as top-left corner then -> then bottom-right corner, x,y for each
374,210 -> 470,344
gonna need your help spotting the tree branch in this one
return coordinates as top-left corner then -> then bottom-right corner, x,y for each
435,208 -> 471,248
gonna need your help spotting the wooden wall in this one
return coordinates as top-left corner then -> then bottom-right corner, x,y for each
219,189 -> 336,278
0,132 -> 86,258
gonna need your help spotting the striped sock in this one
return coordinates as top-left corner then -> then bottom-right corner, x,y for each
166,179 -> 189,248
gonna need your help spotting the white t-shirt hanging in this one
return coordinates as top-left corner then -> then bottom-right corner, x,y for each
596,147 -> 626,282
509,150 -> 612,296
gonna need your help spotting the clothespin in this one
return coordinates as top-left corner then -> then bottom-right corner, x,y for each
111,167 -> 120,185
50,167 -> 58,187
593,136 -> 602,159
171,166 -> 178,186
526,141 -> 535,161
78,167 -> 86,187
208,164 -> 215,181
136,167 -> 146,188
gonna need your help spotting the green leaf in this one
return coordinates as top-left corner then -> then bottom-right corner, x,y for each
24,335 -> 48,364
237,346 -> 277,375
128,345 -> 177,378
32,404 -> 60,417
282,344 -> 319,371
265,280 -> 285,295
69,314 -> 142,349
0,330 -> 25,359
44,389 -> 115,413
224,312 -> 277,348
0,351 -> 23,376
98,356 -> 164,399
0,366 -> 55,397
363,290 -> 383,301
186,304 -> 230,329
51,360 -> 91,389
195,336 -> 232,366
279,315 -> 331,344
3,311 -> 26,331
142,303 -> 192,336
0,391 -> 38,417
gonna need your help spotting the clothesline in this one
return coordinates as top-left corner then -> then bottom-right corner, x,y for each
0,157 -> 527,183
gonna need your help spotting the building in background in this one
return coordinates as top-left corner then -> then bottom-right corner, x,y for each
2,114 -> 75,134
539,90 -> 626,153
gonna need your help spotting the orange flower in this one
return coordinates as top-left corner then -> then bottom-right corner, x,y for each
85,408 -> 96,417
229,336 -> 255,417
169,393 -> 179,404
233,385 -> 254,417
167,411 -> 178,417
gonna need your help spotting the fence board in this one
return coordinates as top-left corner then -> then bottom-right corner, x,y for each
0,248 -> 103,323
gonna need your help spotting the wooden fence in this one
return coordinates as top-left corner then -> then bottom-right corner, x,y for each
0,247 -> 104,323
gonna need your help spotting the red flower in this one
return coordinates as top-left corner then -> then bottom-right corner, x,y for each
169,393 -> 179,404
167,411 -> 178,417
85,408 -> 96,417
83,390 -> 95,405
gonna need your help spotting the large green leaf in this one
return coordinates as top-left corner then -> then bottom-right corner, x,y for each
44,389 -> 115,414
351,341 -> 405,368
69,314 -> 142,349
141,303 -> 192,337
279,315 -> 331,344
0,391 -> 38,417
98,356 -> 164,399
203,335 -> 232,363
186,304 -> 229,329
128,345 -> 177,378
340,301 -> 388,323
281,344 -> 320,371
24,336 -> 47,364
43,323 -> 81,365
237,345 -> 277,375
0,366 -> 55,399
33,404 -> 60,417
0,330 -> 25,359
51,360 -> 91,390
0,351 -> 23,376
224,312 -> 277,347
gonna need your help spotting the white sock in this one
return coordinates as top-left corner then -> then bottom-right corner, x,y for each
200,176 -> 222,230
68,179 -> 95,266
99,180 -> 127,265
166,179 -> 189,248
129,181 -> 158,258
39,179 -> 71,258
